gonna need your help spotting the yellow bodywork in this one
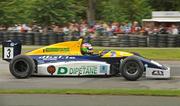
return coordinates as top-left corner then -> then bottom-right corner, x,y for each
26,39 -> 83,56
26,39 -> 133,57
101,51 -> 133,58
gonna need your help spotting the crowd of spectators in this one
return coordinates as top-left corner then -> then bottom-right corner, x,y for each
0,21 -> 144,38
0,24 -> 42,33
144,24 -> 180,35
0,20 -> 180,37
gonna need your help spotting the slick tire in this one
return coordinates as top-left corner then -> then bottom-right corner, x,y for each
9,55 -> 36,79
120,56 -> 144,81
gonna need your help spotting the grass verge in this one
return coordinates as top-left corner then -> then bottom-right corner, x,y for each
1,46 -> 180,60
95,47 -> 180,60
0,89 -> 180,96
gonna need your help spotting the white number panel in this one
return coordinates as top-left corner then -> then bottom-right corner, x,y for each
4,47 -> 14,59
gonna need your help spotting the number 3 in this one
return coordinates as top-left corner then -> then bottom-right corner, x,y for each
7,49 -> 11,58
4,47 -> 13,59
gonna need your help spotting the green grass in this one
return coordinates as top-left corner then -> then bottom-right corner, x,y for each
112,48 -> 180,60
0,89 -> 180,96
95,47 -> 180,60
1,46 -> 180,60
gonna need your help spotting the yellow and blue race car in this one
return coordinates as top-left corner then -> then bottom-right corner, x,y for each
2,39 -> 170,81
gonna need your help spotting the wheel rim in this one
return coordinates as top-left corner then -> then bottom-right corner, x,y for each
124,61 -> 139,75
13,60 -> 28,74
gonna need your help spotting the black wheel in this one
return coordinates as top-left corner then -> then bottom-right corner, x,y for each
120,56 -> 144,81
9,55 -> 35,79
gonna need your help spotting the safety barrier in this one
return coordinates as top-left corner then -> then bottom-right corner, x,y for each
0,32 -> 64,45
0,32 -> 180,47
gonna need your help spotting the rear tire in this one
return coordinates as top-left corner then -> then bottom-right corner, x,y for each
120,56 -> 144,81
9,55 -> 35,79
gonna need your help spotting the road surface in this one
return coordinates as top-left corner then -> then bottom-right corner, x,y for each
0,94 -> 180,106
0,60 -> 180,89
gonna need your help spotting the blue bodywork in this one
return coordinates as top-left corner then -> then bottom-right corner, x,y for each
30,55 -> 166,72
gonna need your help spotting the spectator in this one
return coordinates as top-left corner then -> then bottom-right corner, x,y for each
159,25 -> 168,34
80,24 -> 88,36
171,25 -> 178,35
131,21 -> 141,33
63,26 -> 70,35
152,27 -> 159,34
124,23 -> 131,33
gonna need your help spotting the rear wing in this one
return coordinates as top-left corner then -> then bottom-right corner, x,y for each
2,40 -> 22,62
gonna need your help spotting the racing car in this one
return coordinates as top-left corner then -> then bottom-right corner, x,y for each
2,39 -> 170,81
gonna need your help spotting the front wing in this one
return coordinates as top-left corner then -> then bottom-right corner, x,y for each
145,66 -> 170,79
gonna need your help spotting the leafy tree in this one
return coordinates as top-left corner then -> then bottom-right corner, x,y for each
0,0 -> 85,26
0,0 -> 179,26
0,0 -> 14,25
31,0 -> 85,26
96,0 -> 152,22
148,0 -> 180,11
122,0 -> 152,22
87,0 -> 96,24
96,0 -> 126,22
0,0 -> 34,25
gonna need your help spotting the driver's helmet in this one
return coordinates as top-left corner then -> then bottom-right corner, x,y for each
81,43 -> 93,55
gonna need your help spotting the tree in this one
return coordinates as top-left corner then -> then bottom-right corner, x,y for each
0,0 -> 14,25
0,0 -> 34,25
87,0 -> 96,25
122,0 -> 152,22
0,0 -> 179,26
148,0 -> 180,11
0,0 -> 86,26
31,0 -> 85,26
96,0 -> 152,22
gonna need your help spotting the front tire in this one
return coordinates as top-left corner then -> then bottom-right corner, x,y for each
9,55 -> 35,79
120,56 -> 144,81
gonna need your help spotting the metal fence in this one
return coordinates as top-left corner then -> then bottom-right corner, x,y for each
0,32 -> 180,47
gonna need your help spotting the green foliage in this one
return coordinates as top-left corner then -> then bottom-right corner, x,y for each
0,0 -> 13,25
0,0 -> 85,26
0,0 -> 34,25
148,0 -> 180,11
0,0 -> 180,26
31,0 -> 85,26
96,0 -> 152,22
1,89 -> 180,96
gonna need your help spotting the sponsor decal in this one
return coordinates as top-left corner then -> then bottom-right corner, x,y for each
4,47 -> 14,59
38,56 -> 76,60
43,48 -> 70,52
57,67 -> 68,74
152,70 -> 164,76
100,65 -> 108,73
47,65 -> 56,75
57,66 -> 98,75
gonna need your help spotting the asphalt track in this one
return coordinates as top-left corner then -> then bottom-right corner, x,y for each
0,60 -> 180,89
0,60 -> 180,106
0,94 -> 180,106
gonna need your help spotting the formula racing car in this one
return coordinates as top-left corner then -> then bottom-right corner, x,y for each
2,39 -> 170,81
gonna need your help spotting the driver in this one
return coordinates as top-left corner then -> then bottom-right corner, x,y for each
81,43 -> 93,55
